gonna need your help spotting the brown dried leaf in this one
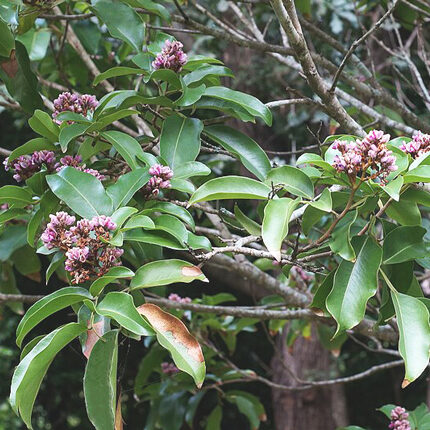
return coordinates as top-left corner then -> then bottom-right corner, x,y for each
83,320 -> 105,359
1,50 -> 18,78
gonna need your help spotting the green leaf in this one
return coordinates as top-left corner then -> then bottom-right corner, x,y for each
404,166 -> 430,183
189,176 -> 271,205
381,175 -> 403,201
96,292 -> 154,336
187,232 -> 212,251
173,161 -> 211,180
203,86 -> 272,126
16,287 -> 92,347
391,290 -> 430,386
0,42 -> 44,113
130,259 -> 207,289
0,186 -> 33,208
8,138 -> 56,163
16,28 -> 51,61
10,323 -> 86,429
385,198 -> 421,225
160,114 -> 203,169
204,125 -> 271,181
89,266 -> 135,296
129,0 -> 170,20
47,167 -> 113,218
153,214 -> 188,245
122,214 -> 154,230
262,198 -> 299,261
124,228 -> 186,250
234,204 -> 261,236
0,18 -> 14,57
59,123 -> 90,152
110,206 -> 138,228
84,330 -> 118,430
326,237 -> 382,336
176,81 -> 206,107
101,130 -> 145,170
141,201 -> 195,230
265,166 -> 314,199
296,153 -> 335,173
226,392 -> 261,429
183,65 -> 234,86
194,97 -> 255,122
28,110 -> 59,143
0,225 -> 27,261
137,303 -> 205,387
93,66 -> 147,86
45,252 -> 64,284
310,270 -> 335,317
206,405 -> 222,430
107,168 -> 150,209
86,109 -> 138,133
0,208 -> 27,225
92,0 -> 145,51
329,210 -> 358,261
383,226 -> 428,264
309,188 -> 332,212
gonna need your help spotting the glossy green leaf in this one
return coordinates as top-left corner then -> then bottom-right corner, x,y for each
122,214 -> 155,231
92,0 -> 145,51
101,131 -> 145,170
59,123 -> 90,152
262,198 -> 299,261
45,252 -> 64,285
130,259 -> 207,289
187,232 -> 212,250
16,28 -> 51,61
383,226 -> 428,264
124,228 -> 186,250
173,161 -> 211,180
0,186 -> 33,207
381,175 -> 403,201
203,86 -> 272,126
206,405 -> 222,430
160,114 -> 203,169
47,167 -> 113,218
265,166 -> 314,199
84,330 -> 118,430
385,198 -> 421,225
110,206 -> 138,228
8,138 -> 56,163
296,153 -> 335,173
107,168 -> 150,209
327,237 -> 382,336
10,323 -> 86,429
153,214 -> 188,245
183,65 -> 234,86
89,266 -> 135,296
309,270 -> 335,317
28,110 -> 59,143
0,225 -> 27,261
204,125 -> 271,181
234,204 -> 261,236
141,201 -> 195,230
226,392 -> 262,429
391,290 -> 430,386
96,292 -> 154,336
189,176 -> 271,205
309,188 -> 332,212
16,287 -> 92,347
93,66 -> 146,86
404,166 -> 430,183
329,210 -> 358,261
137,303 -> 205,387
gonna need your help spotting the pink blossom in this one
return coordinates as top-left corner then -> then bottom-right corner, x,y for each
168,293 -> 192,304
145,164 -> 173,196
152,40 -> 187,73
400,131 -> 430,158
389,406 -> 410,430
52,92 -> 98,123
4,150 -> 56,182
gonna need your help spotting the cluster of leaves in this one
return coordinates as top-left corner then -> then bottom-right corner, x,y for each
1,0 -> 430,429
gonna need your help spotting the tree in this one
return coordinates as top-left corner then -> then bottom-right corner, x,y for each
1,0 -> 430,429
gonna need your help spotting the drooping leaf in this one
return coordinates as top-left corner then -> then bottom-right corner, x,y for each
0,18 -> 14,57
391,290 -> 430,386
107,168 -> 150,209
326,237 -> 382,336
84,330 -> 119,430
102,131 -> 145,170
92,0 -> 145,51
265,166 -> 314,199
204,125 -> 271,181
89,266 -> 135,296
16,287 -> 92,347
137,303 -> 205,387
10,323 -> 86,429
96,292 -> 154,336
262,198 -> 300,261
130,259 -> 207,289
309,188 -> 332,212
205,405 -> 222,430
383,226 -> 428,264
47,167 -> 113,218
28,110 -> 59,143
122,214 -> 155,231
309,270 -> 335,317
234,204 -> 261,236
160,114 -> 203,169
189,176 -> 271,205
329,210 -> 358,261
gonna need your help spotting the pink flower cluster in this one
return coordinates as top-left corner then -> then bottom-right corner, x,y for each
161,362 -> 179,375
41,212 -> 122,284
152,40 -> 187,73
332,130 -> 397,183
400,131 -> 430,158
145,164 -> 173,197
52,92 -> 98,123
3,150 -> 56,182
57,155 -> 105,181
168,293 -> 192,304
389,406 -> 410,430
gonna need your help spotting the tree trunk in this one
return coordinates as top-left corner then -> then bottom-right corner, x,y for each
271,324 -> 348,430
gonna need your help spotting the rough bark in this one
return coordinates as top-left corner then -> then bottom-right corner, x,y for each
271,325 -> 348,430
